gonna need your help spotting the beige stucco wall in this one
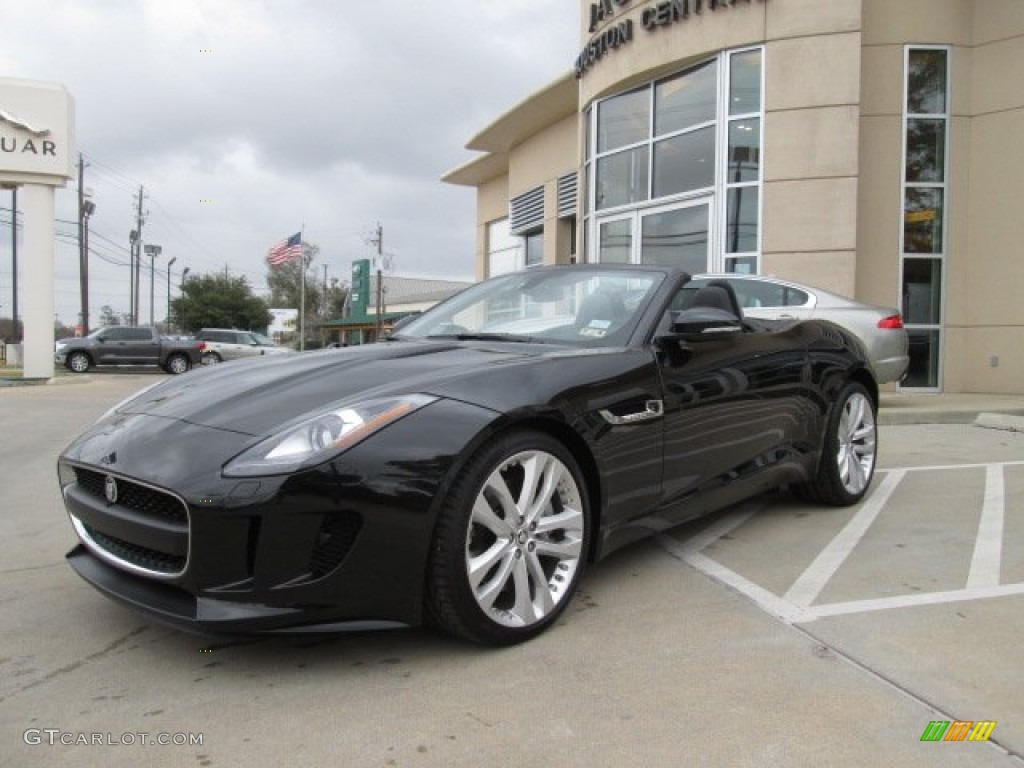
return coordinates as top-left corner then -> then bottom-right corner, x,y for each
507,114 -> 580,267
858,0 -> 1024,392
476,175 -> 509,281
954,2 -> 1024,392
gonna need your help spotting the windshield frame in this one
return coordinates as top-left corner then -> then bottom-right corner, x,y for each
392,265 -> 671,348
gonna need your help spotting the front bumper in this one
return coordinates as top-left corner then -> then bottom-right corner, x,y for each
60,398 -> 499,633
66,545 -> 408,634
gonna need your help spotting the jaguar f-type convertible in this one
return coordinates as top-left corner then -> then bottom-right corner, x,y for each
59,264 -> 878,645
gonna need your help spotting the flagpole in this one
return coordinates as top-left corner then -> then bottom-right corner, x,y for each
299,224 -> 306,352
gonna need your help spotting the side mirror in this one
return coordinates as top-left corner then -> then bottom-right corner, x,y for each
659,307 -> 743,343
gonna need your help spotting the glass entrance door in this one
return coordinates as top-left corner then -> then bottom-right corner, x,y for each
640,202 -> 710,273
595,199 -> 711,273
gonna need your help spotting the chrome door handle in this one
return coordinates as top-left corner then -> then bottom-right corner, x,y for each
599,400 -> 664,425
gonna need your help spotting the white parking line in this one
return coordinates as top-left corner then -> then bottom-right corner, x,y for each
782,471 -> 905,608
967,464 -> 1005,589
804,583 -> 1024,620
657,461 -> 1023,624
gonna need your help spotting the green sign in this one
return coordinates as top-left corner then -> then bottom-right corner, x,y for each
350,259 -> 370,316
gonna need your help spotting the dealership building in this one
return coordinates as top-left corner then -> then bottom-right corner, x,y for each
443,0 -> 1024,393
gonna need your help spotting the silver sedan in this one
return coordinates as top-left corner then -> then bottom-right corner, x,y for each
687,274 -> 909,384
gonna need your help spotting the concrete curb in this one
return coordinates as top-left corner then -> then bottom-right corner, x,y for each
975,412 -> 1024,433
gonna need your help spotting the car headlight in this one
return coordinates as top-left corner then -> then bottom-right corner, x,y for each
223,394 -> 438,477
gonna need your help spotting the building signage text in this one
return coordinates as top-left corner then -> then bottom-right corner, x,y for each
576,0 -> 765,79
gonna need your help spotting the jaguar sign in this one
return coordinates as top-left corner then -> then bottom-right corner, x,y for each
0,79 -> 74,184
1,77 -> 74,380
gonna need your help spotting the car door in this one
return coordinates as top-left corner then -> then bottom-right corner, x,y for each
223,332 -> 251,360
96,327 -> 133,364
125,328 -> 160,364
654,281 -> 815,521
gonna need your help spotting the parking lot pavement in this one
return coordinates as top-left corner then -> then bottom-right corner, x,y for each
2,374 -> 1023,767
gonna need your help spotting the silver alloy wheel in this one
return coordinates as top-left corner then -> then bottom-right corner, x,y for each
167,355 -> 189,374
201,352 -> 220,366
68,353 -> 90,373
836,391 -> 876,495
465,449 -> 585,628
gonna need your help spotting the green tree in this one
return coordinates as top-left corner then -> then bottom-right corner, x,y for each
171,272 -> 271,333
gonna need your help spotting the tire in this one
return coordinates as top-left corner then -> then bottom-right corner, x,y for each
165,354 -> 190,375
201,352 -> 221,366
67,351 -> 91,373
426,430 -> 590,645
797,381 -> 877,506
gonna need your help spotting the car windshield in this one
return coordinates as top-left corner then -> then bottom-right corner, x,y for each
394,268 -> 664,347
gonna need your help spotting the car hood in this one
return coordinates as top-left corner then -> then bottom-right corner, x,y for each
113,340 -> 570,436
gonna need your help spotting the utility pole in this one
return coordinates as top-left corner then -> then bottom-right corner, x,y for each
77,154 -> 95,335
133,186 -> 145,325
166,256 -> 177,332
145,244 -> 162,326
373,222 -> 383,340
77,155 -> 85,334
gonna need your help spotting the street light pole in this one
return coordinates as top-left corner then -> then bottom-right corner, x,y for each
144,243 -> 161,327
166,256 -> 177,333
80,198 -> 95,335
180,267 -> 190,333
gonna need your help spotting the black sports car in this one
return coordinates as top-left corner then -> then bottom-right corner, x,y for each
59,264 -> 878,645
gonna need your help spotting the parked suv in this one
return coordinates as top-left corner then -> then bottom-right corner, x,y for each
193,328 -> 292,365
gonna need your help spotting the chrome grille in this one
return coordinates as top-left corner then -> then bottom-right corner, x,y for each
75,467 -> 187,524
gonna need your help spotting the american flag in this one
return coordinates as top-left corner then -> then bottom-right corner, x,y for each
267,232 -> 303,266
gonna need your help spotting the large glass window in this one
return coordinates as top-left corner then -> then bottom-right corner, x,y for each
597,88 -> 649,153
900,47 -> 950,390
653,126 -> 715,198
486,218 -> 521,278
586,48 -> 763,274
596,147 -> 649,210
655,60 -> 717,135
524,231 -> 544,267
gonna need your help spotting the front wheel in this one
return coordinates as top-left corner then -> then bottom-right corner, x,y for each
797,381 -> 877,506
165,354 -> 190,375
67,351 -> 91,373
426,430 -> 590,645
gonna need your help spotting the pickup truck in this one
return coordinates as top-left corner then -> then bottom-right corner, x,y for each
55,326 -> 204,374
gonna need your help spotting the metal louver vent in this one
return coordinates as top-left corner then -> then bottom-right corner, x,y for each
509,186 -> 544,235
557,172 -> 578,217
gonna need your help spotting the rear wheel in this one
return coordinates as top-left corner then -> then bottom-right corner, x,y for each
165,354 -> 190,375
67,351 -> 91,373
427,430 -> 590,645
798,381 -> 877,506
201,352 -> 221,366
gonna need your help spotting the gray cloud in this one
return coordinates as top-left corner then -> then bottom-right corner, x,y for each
0,0 -> 579,324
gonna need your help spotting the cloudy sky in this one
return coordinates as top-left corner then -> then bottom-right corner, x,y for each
0,0 -> 580,327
